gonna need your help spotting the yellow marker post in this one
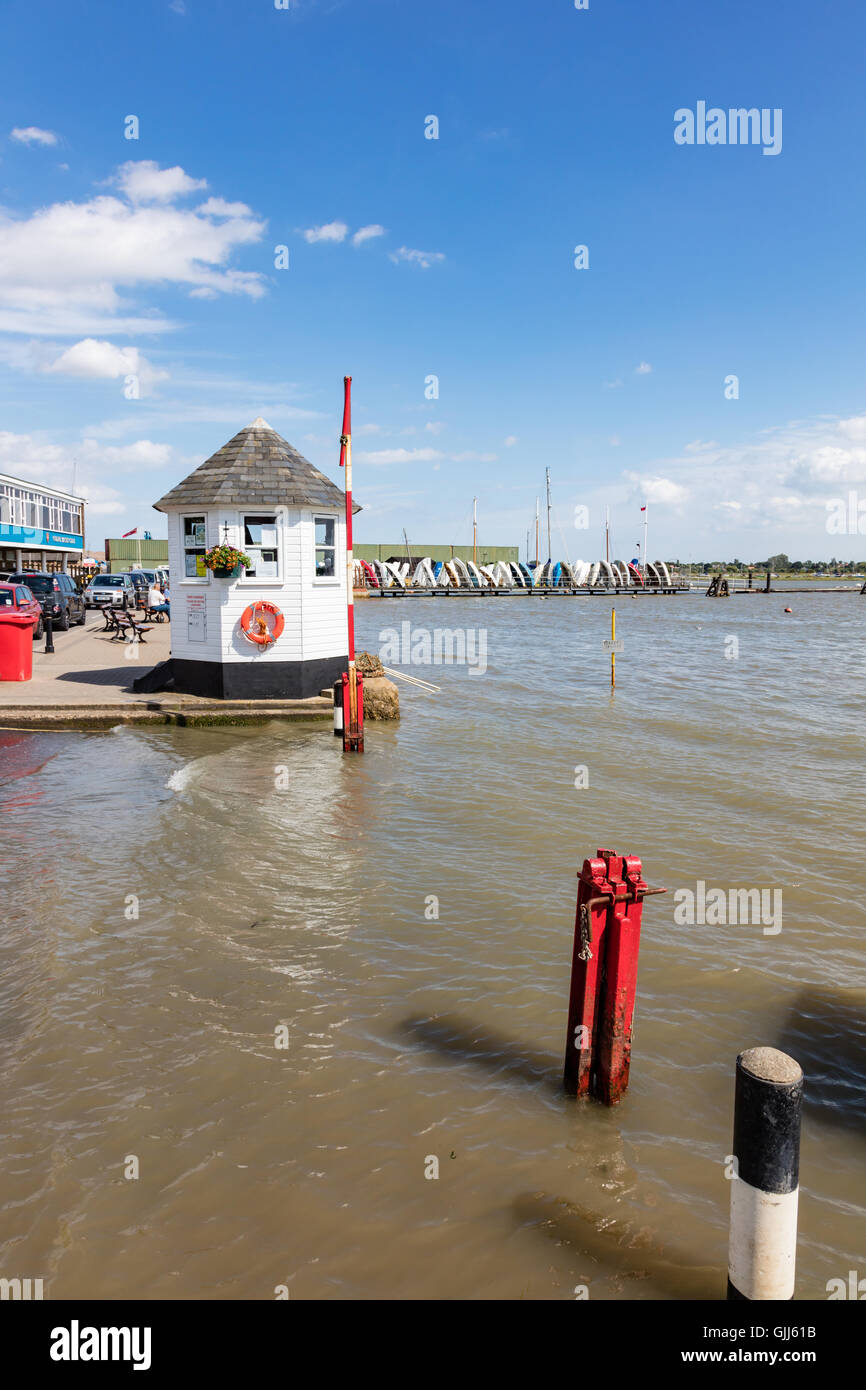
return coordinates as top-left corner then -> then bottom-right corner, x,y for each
611,607 -> 616,689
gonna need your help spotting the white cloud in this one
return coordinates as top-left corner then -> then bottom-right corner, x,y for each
838,415 -> 866,442
0,428 -> 182,520
603,378 -> 623,389
303,221 -> 349,244
113,160 -> 208,204
95,439 -> 173,470
635,361 -> 653,375
504,435 -> 518,447
43,338 -> 168,394
624,472 -> 687,506
425,421 -> 444,435
170,0 -> 187,12
357,447 -> 443,465
389,246 -> 445,269
352,224 -> 386,247
196,197 -> 255,219
10,126 -> 57,147
356,422 -> 381,435
451,451 -> 497,463
620,413 -> 866,549
0,162 -> 267,336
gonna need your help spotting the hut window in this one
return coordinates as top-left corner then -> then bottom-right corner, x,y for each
183,515 -> 207,578
314,517 -> 336,577
244,515 -> 279,578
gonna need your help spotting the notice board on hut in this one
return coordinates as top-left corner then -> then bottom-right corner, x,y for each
187,594 -> 207,643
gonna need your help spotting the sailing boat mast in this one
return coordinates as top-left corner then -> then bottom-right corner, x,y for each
605,505 -> 610,564
545,468 -> 552,562
472,497 -> 477,566
535,497 -> 539,567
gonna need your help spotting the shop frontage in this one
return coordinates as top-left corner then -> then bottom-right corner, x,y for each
0,474 -> 85,573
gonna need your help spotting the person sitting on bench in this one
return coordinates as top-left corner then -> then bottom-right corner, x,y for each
148,581 -> 170,618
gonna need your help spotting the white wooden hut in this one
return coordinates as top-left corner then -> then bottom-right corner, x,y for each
153,417 -> 352,699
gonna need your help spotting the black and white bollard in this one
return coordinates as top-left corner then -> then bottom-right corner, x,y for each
727,1047 -> 803,1301
333,678 -> 344,738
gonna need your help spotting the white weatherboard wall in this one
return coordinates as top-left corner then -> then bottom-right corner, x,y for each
167,506 -> 347,667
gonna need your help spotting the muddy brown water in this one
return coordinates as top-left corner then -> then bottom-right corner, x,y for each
1,591 -> 863,1299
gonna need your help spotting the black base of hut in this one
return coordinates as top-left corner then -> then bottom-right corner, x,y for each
170,655 -> 347,701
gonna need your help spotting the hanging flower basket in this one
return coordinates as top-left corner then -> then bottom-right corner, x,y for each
204,544 -> 251,578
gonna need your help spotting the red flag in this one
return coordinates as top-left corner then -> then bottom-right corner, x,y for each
122,527 -> 137,538
640,506 -> 646,512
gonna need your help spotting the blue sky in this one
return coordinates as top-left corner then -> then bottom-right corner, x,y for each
1,0 -> 865,561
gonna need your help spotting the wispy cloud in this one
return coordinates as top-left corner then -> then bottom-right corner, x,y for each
303,220 -> 349,244
10,126 -> 58,147
357,447 -> 443,465
352,224 -> 385,247
635,361 -> 653,375
388,246 -> 445,269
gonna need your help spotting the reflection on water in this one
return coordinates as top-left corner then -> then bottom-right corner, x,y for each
0,593 -> 863,1299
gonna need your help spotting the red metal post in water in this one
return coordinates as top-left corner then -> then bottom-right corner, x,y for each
593,851 -> 647,1105
563,855 -> 615,1097
563,847 -> 664,1105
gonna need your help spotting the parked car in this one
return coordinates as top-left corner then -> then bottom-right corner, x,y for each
0,581 -> 44,638
83,573 -> 137,609
124,570 -> 155,602
5,571 -> 86,630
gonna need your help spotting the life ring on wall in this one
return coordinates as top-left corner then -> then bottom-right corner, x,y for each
240,601 -> 285,646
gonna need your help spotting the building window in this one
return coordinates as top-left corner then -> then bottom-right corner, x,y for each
183,515 -> 207,578
243,515 -> 278,578
314,517 -> 336,578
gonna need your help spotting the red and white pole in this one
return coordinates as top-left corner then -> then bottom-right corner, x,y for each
339,376 -> 363,752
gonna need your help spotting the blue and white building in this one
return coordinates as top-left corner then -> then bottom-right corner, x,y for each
0,473 -> 85,572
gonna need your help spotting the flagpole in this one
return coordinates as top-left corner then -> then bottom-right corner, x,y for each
643,502 -> 649,581
339,376 -> 362,752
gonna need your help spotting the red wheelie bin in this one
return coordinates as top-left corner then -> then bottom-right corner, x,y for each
0,612 -> 37,681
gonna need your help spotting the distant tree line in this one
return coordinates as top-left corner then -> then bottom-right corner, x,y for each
665,554 -> 865,575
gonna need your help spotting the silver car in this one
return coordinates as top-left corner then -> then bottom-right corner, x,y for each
84,574 -> 136,609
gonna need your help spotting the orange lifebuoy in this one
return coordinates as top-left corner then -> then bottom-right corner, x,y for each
240,601 -> 285,646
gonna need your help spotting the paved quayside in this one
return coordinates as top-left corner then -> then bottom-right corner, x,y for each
0,614 -> 333,729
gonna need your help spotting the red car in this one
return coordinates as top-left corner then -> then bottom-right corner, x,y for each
0,581 -> 44,639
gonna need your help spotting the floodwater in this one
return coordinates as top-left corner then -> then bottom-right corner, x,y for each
1,590 -> 863,1300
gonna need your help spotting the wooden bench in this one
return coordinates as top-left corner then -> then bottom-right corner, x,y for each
139,601 -> 169,623
104,607 -> 155,641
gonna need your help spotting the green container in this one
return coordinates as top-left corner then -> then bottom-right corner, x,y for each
212,564 -> 241,579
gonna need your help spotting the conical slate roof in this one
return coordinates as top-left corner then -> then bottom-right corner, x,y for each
153,418 -> 356,513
